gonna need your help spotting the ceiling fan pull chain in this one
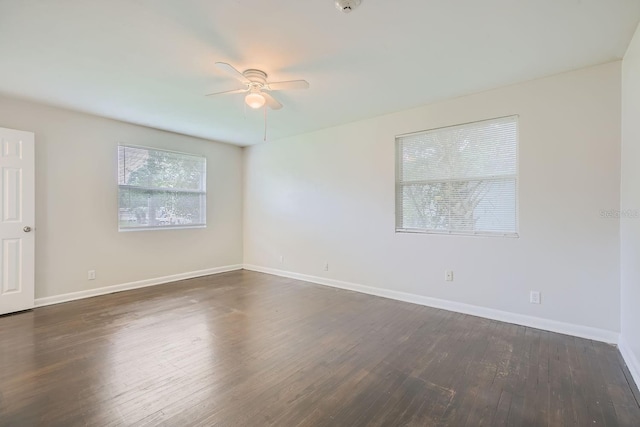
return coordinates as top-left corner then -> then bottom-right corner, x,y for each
264,104 -> 268,142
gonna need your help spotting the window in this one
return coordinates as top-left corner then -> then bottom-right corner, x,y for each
118,145 -> 206,231
396,116 -> 518,237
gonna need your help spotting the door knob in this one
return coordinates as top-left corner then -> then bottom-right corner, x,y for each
23,226 -> 32,232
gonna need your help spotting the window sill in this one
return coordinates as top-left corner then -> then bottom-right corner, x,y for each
118,225 -> 207,232
395,228 -> 519,238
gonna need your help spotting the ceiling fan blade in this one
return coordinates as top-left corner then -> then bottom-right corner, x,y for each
205,88 -> 248,97
215,62 -> 249,84
266,80 -> 310,91
262,92 -> 283,110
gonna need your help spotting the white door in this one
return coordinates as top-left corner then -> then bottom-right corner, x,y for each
0,127 -> 35,315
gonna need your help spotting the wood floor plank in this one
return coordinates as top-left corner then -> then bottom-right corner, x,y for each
0,270 -> 639,426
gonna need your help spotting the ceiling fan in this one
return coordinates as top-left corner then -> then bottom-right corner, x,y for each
206,62 -> 309,110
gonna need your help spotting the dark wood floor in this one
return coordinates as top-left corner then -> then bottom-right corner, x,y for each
0,270 -> 639,426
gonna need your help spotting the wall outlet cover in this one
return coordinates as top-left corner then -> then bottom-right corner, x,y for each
530,291 -> 541,304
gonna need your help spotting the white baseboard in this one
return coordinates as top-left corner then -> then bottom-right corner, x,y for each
35,264 -> 243,307
619,336 -> 640,390
33,263 -> 621,346
243,264 -> 619,344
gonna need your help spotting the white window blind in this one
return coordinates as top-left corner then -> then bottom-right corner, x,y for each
118,145 -> 206,231
396,116 -> 518,236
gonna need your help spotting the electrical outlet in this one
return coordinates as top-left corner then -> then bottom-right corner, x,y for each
88,270 -> 96,280
530,291 -> 541,304
324,262 -> 329,271
279,255 -> 284,263
445,271 -> 454,281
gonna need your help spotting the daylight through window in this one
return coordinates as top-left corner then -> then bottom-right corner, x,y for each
396,116 -> 518,236
118,145 -> 206,231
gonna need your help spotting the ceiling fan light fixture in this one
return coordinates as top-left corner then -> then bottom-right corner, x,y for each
245,92 -> 266,109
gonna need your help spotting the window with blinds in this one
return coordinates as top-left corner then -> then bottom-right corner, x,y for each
396,116 -> 518,237
118,145 -> 206,231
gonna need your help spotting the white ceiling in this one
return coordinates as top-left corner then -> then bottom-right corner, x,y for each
1,1 -> 639,146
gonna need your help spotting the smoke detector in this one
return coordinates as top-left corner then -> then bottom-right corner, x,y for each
335,0 -> 362,13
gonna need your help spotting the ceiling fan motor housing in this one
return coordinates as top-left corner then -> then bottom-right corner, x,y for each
243,69 -> 268,87
335,0 -> 362,13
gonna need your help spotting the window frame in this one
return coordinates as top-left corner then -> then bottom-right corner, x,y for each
117,144 -> 207,232
395,115 -> 519,238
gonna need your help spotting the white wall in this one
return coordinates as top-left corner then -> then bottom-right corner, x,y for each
0,95 -> 243,299
244,62 -> 622,336
621,24 -> 640,384
0,61 -> 626,345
